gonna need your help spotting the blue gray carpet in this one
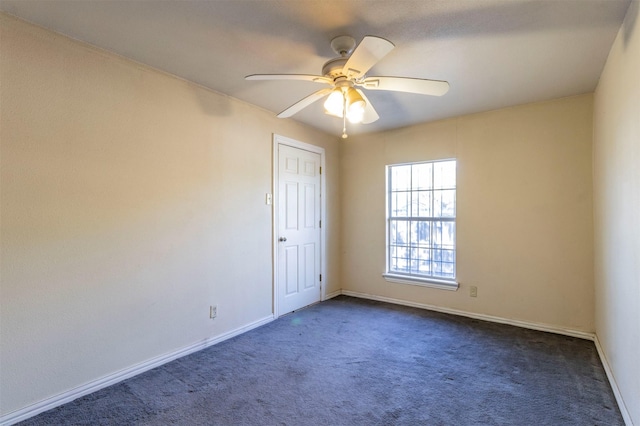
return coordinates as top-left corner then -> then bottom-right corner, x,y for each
19,296 -> 623,425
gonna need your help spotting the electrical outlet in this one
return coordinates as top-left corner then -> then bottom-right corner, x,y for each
210,305 -> 217,319
470,286 -> 478,298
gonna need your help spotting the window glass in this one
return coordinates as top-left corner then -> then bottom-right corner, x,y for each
387,159 -> 456,281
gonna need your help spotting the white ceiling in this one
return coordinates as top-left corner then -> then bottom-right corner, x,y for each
0,0 -> 631,137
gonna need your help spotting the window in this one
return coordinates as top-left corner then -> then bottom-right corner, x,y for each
384,159 -> 457,290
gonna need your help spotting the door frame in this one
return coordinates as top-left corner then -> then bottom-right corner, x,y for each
272,134 -> 326,318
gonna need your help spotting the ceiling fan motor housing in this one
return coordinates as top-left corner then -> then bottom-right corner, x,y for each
322,57 -> 349,79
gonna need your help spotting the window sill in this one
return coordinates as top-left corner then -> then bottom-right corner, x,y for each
382,273 -> 459,291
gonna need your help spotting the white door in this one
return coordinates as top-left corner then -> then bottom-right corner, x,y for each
277,144 -> 322,315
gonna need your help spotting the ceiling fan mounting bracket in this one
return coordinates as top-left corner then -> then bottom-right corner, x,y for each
330,35 -> 356,56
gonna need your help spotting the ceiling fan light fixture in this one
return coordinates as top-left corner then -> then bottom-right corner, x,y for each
347,109 -> 364,124
346,88 -> 365,123
324,89 -> 344,117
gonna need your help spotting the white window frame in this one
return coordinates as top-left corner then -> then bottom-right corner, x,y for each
383,159 -> 459,291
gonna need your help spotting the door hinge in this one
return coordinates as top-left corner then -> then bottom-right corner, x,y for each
319,220 -> 321,228
319,166 -> 322,175
319,274 -> 322,282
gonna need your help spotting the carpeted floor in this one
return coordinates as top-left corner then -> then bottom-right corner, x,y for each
19,296 -> 623,425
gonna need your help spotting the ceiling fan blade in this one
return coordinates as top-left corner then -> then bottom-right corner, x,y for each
356,89 -> 380,124
342,36 -> 394,79
277,88 -> 333,118
245,74 -> 332,85
358,76 -> 450,96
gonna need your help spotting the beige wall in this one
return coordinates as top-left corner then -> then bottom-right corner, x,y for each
593,1 -> 640,424
0,14 -> 340,416
341,94 -> 595,333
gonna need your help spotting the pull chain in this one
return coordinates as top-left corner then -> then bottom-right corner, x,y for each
341,90 -> 348,139
342,114 -> 347,139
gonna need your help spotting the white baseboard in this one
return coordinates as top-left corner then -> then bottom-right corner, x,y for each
341,290 -> 595,340
594,336 -> 634,426
1,315 -> 274,426
323,289 -> 342,300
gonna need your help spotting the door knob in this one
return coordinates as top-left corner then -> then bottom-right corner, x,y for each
279,237 -> 287,242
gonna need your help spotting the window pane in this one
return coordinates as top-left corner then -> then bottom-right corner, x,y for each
392,191 -> 409,217
434,160 -> 456,189
390,257 -> 398,270
442,222 -> 455,249
409,221 -> 418,249
417,191 -> 432,217
410,247 -> 419,273
411,191 -> 419,217
432,190 -> 455,218
432,249 -> 443,275
416,221 -> 430,247
390,220 -> 408,245
390,220 -> 397,244
391,165 -> 412,191
396,246 -> 407,261
433,191 -> 442,217
396,250 -> 409,272
436,224 -> 442,250
412,163 -> 432,190
441,249 -> 455,278
417,247 -> 429,262
418,260 -> 431,274
442,249 -> 455,263
440,189 -> 456,217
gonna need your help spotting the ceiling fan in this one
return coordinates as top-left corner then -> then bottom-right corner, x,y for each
246,35 -> 450,138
